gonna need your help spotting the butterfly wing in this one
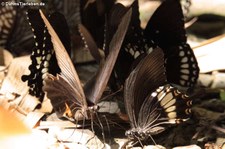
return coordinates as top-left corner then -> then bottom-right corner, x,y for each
144,0 -> 199,87
21,9 -> 51,100
137,84 -> 192,136
124,48 -> 166,128
40,10 -> 87,116
78,24 -> 102,62
85,7 -> 132,104
43,74 -> 87,119
81,0 -> 116,48
108,1 -> 156,90
47,0 -> 81,27
21,9 -> 71,101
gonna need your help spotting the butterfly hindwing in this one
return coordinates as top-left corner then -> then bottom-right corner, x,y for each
144,0 -> 199,87
22,9 -> 51,100
136,84 -> 191,136
22,9 -> 71,101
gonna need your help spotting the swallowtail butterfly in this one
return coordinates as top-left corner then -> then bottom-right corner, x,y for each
124,48 -> 192,144
40,6 -> 132,120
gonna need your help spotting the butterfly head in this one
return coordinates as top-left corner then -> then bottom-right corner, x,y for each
73,108 -> 88,121
125,128 -> 148,141
73,105 -> 99,121
125,126 -> 165,141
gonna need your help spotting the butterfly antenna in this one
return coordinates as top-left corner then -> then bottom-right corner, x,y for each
136,136 -> 144,148
100,86 -> 123,101
103,115 -> 111,145
86,113 -> 101,148
95,112 -> 106,146
148,134 -> 157,145
78,115 -> 86,143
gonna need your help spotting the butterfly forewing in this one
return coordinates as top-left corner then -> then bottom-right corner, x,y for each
144,0 -> 199,87
85,8 -> 132,104
78,24 -> 102,62
39,10 -> 85,101
48,12 -> 71,53
124,48 -> 166,129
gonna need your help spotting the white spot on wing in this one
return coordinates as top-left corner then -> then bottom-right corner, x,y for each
181,64 -> 189,68
181,75 -> 189,80
160,92 -> 173,107
163,98 -> 176,109
134,51 -> 140,59
181,57 -> 188,63
41,68 -> 48,73
179,51 -> 185,57
181,69 -> 190,74
168,112 -> 177,119
165,106 -> 176,112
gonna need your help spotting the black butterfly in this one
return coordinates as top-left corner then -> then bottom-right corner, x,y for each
110,0 -> 199,91
124,48 -> 192,144
144,0 -> 199,88
21,9 -> 71,101
40,6 -> 132,120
